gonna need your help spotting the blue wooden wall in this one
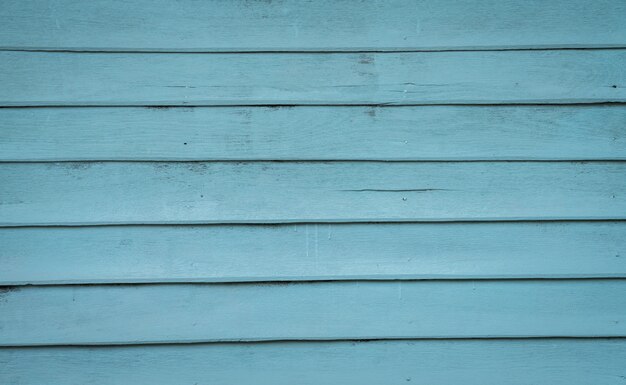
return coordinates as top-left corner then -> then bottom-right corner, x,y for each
1,1 -> 626,383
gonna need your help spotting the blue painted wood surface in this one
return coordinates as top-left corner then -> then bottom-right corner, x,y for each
1,105 -> 625,161
1,280 -> 626,346
1,161 -> 624,225
1,50 -> 624,106
1,0 -> 625,382
1,0 -> 625,52
2,339 -> 626,385
2,222 -> 626,285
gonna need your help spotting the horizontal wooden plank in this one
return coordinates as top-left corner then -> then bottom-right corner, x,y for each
2,105 -> 625,161
2,339 -> 626,385
1,280 -> 625,345
1,50 -> 624,106
2,222 -> 626,285
1,162 -> 624,226
1,0 -> 625,52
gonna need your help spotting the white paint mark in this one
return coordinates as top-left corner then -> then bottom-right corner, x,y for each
314,224 -> 319,258
305,224 -> 309,258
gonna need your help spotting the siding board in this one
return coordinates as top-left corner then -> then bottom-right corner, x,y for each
2,0 -> 625,381
1,50 -> 625,106
2,339 -> 626,385
1,105 -> 625,162
2,222 -> 626,285
1,280 -> 625,346
1,0 -> 625,52
1,162 -> 624,226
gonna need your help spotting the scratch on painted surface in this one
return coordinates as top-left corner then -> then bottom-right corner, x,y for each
339,188 -> 451,192
305,224 -> 309,258
314,224 -> 319,259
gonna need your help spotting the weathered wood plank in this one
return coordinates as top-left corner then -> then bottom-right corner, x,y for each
1,280 -> 625,345
2,339 -> 626,385
2,105 -> 625,161
2,222 -> 626,285
1,162 -> 624,226
1,50 -> 624,106
1,0 -> 625,52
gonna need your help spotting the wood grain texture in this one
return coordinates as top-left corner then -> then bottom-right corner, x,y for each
1,280 -> 625,346
2,222 -> 626,285
1,105 -> 625,161
1,162 -> 624,226
2,339 -> 626,385
1,50 -> 624,106
1,0 -> 625,51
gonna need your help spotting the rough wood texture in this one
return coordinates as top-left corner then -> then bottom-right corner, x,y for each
1,280 -> 625,346
2,339 -> 626,385
1,0 -> 625,51
1,50 -> 624,106
1,162 -> 624,226
2,222 -> 626,285
1,105 -> 625,161
2,0 -> 625,381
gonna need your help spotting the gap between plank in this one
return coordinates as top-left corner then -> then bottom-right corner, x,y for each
2,218 -> 626,229
2,276 -> 626,289
1,101 -> 625,108
1,46 -> 626,54
2,335 -> 626,349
